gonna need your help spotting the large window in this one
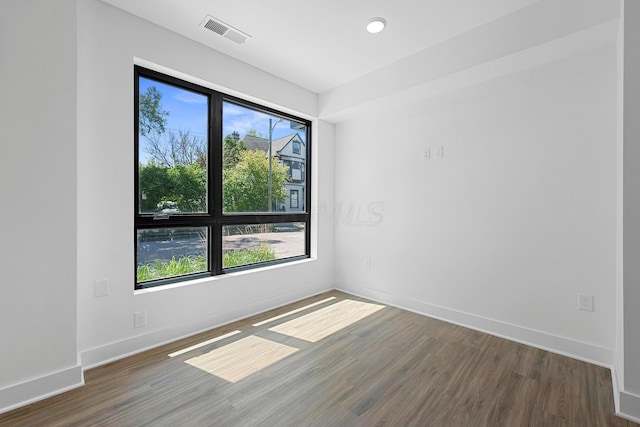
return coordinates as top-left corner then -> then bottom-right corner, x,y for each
135,67 -> 311,289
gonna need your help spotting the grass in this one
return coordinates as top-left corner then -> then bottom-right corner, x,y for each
137,254 -> 207,282
223,245 -> 276,268
137,245 -> 277,282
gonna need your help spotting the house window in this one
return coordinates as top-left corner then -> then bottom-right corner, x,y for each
290,190 -> 299,208
292,140 -> 301,154
135,66 -> 311,289
291,162 -> 302,182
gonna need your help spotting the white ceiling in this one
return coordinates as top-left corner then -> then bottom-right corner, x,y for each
100,0 -> 538,94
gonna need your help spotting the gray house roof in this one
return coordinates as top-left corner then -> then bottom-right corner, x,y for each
240,133 -> 303,156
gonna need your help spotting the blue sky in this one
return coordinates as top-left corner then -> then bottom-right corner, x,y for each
139,77 -> 306,164
140,77 -> 208,139
222,101 -> 304,143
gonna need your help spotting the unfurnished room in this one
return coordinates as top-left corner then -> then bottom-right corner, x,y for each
1,0 -> 640,425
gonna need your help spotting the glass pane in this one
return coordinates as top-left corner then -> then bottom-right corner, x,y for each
138,77 -> 209,214
137,227 -> 208,283
222,223 -> 306,269
222,101 -> 307,213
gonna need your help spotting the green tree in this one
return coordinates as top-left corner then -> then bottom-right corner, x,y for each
247,129 -> 263,138
223,134 -> 247,170
223,150 -> 288,212
139,85 -> 205,168
139,161 -> 207,213
169,163 -> 207,212
139,86 -> 169,137
138,85 -> 207,215
138,160 -> 172,212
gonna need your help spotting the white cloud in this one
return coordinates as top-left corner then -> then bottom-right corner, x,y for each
222,101 -> 304,141
174,91 -> 207,104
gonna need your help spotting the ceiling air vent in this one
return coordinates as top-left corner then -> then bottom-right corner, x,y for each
200,15 -> 251,45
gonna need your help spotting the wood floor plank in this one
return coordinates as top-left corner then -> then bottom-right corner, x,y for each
0,290 -> 636,427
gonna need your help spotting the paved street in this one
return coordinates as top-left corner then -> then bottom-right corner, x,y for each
223,231 -> 304,259
137,230 -> 304,265
137,235 -> 206,265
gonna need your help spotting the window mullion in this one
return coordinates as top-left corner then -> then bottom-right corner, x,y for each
211,93 -> 224,275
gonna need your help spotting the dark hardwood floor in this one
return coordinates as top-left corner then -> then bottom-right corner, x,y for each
1,290 -> 636,427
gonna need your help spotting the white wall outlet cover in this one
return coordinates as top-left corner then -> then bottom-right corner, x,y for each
94,279 -> 109,297
578,293 -> 594,312
134,311 -> 147,328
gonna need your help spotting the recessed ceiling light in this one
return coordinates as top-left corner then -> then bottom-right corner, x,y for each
366,17 -> 387,34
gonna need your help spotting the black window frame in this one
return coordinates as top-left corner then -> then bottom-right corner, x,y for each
134,66 -> 312,290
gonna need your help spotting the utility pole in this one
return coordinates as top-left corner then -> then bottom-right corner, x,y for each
268,118 -> 281,211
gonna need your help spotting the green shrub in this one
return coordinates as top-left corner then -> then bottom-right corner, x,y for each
137,245 -> 276,282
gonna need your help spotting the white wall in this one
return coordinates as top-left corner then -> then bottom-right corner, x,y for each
331,10 -> 619,365
621,0 -> 640,419
0,0 -> 82,411
76,0 -> 333,367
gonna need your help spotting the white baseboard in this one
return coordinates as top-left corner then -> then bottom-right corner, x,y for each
0,365 -> 84,415
619,390 -> 640,423
612,351 -> 623,413
336,284 -> 613,368
612,354 -> 640,423
81,283 -> 332,369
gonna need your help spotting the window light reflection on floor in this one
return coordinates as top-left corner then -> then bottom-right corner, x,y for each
252,296 -> 337,327
268,299 -> 385,343
168,330 -> 242,358
175,297 -> 386,384
184,335 -> 298,383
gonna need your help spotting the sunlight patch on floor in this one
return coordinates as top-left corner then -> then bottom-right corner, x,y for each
184,335 -> 298,383
268,299 -> 385,342
169,330 -> 242,358
252,296 -> 337,327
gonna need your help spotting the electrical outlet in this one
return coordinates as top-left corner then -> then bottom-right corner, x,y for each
578,293 -> 594,312
134,311 -> 147,328
424,148 -> 431,160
